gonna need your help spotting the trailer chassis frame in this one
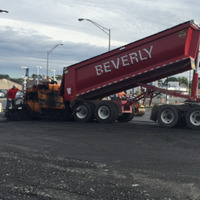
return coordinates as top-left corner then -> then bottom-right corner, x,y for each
126,83 -> 200,107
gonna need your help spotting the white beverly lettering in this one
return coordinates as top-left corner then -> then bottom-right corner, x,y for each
121,55 -> 130,66
94,45 -> 153,76
138,50 -> 147,60
95,65 -> 104,76
144,46 -> 153,58
129,52 -> 139,64
111,58 -> 120,69
103,61 -> 111,73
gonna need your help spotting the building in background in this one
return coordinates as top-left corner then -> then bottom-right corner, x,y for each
167,81 -> 187,93
0,79 -> 22,90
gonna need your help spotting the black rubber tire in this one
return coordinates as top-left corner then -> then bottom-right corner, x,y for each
157,105 -> 181,128
150,104 -> 159,121
73,102 -> 94,122
117,106 -> 135,122
185,107 -> 200,130
95,102 -> 119,123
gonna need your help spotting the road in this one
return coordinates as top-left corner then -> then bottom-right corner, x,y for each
0,108 -> 200,200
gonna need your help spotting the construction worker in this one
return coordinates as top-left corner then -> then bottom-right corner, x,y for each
117,91 -> 125,99
6,85 -> 20,112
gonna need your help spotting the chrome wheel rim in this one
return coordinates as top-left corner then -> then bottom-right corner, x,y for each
98,106 -> 110,119
160,110 -> 175,124
76,105 -> 87,119
189,111 -> 200,126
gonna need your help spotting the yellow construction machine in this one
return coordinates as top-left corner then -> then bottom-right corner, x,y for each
6,81 -> 71,121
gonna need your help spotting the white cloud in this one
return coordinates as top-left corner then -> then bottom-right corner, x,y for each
0,0 -> 200,78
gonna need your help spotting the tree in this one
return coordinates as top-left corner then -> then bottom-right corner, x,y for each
10,78 -> 23,85
0,74 -> 10,79
164,76 -> 189,87
56,75 -> 62,81
164,77 -> 177,84
0,74 -> 23,84
177,77 -> 188,87
31,74 -> 37,80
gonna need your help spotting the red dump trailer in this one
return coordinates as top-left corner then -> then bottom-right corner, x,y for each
60,20 -> 200,129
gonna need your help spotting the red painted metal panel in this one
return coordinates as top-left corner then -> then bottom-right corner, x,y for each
62,20 -> 200,101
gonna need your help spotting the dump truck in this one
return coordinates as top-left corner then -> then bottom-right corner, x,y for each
59,20 -> 200,128
7,20 -> 200,129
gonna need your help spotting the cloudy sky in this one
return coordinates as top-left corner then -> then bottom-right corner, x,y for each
0,0 -> 200,78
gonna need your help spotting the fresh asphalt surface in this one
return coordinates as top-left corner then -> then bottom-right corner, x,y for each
0,108 -> 200,200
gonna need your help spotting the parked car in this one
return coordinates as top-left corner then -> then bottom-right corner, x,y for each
0,89 -> 7,98
16,91 -> 24,98
0,92 -> 5,97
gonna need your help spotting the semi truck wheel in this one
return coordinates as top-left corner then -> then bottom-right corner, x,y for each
150,104 -> 159,121
95,102 -> 118,123
117,106 -> 135,122
185,107 -> 200,129
157,105 -> 180,128
73,102 -> 94,122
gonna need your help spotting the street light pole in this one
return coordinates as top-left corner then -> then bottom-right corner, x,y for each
51,69 -> 56,81
46,43 -> 63,79
0,10 -> 9,13
21,66 -> 28,92
36,66 -> 42,84
78,18 -> 111,51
